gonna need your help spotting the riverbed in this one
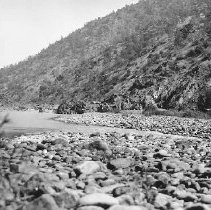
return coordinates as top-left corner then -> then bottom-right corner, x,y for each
0,110 -> 150,137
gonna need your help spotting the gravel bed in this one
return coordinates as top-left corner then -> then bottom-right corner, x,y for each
1,128 -> 211,210
56,113 -> 211,139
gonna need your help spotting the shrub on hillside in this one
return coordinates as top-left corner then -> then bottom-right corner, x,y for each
85,101 -> 101,112
142,95 -> 158,114
57,101 -> 86,114
97,102 -> 112,113
143,106 -> 211,119
181,109 -> 211,119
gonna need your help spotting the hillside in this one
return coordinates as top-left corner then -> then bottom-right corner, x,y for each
0,0 -> 211,112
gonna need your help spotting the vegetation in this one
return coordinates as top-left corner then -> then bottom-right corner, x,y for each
57,101 -> 86,114
0,0 -> 211,114
0,115 -> 10,138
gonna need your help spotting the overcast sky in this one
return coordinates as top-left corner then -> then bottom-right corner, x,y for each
0,0 -> 138,68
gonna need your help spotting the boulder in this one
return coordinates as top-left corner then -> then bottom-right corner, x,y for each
22,194 -> 59,210
79,193 -> 119,207
75,161 -> 101,176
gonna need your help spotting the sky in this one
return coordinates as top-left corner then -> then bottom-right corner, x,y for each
0,0 -> 138,68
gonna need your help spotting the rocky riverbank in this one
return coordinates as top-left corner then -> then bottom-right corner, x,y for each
1,127 -> 211,210
56,112 -> 211,140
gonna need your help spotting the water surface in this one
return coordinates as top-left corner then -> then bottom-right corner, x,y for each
0,110 -> 146,137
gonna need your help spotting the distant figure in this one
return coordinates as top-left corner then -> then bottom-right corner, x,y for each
114,95 -> 122,111
38,107 -> 43,113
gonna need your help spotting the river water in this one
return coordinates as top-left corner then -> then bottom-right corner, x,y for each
0,110 -> 146,137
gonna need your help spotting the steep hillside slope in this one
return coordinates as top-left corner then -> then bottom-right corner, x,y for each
0,0 -> 211,112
